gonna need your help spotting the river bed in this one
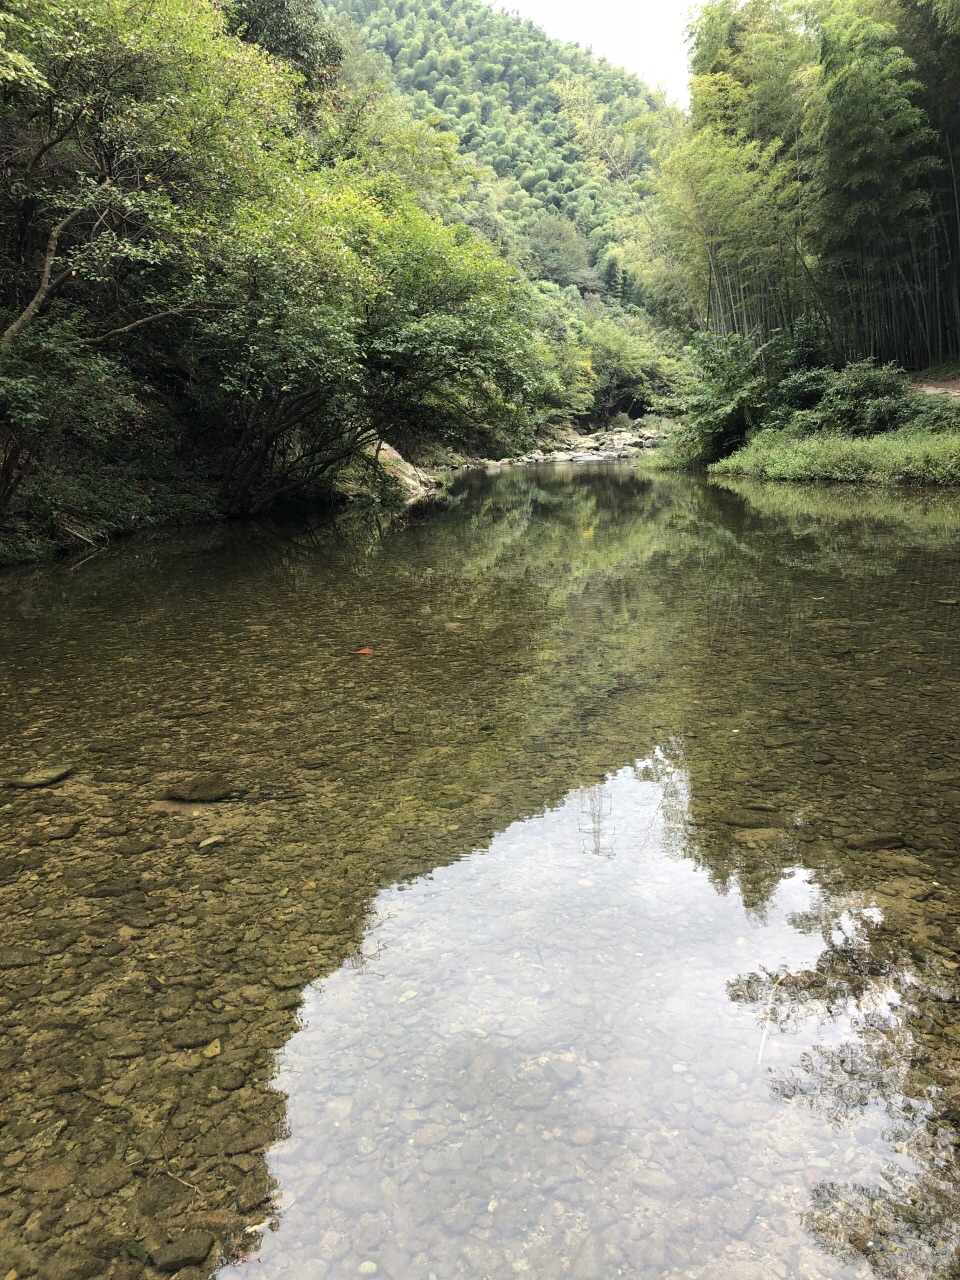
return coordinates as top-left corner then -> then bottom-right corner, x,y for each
2,463 -> 960,1280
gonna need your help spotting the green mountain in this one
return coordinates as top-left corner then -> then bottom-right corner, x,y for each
319,0 -> 657,275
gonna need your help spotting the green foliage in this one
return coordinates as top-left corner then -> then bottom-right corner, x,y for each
530,216 -> 598,290
710,426 -> 960,484
662,332 -> 775,465
667,326 -> 960,470
0,0 -> 558,553
318,0 -> 660,307
644,0 -> 960,370
784,363 -> 912,437
228,0 -> 345,86
319,0 -> 654,226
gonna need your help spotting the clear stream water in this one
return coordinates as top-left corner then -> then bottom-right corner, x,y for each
1,463 -> 960,1280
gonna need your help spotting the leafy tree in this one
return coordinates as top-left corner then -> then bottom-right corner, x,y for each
0,0 -> 558,551
227,0 -> 345,86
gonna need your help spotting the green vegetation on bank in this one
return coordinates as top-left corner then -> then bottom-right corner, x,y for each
710,428 -> 960,485
655,329 -> 960,482
636,0 -> 960,478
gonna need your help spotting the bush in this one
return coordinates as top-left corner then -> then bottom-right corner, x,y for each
665,320 -> 960,476
783,361 -> 909,436
661,332 -> 773,465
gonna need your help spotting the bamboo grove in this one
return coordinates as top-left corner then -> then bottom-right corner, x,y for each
642,0 -> 960,368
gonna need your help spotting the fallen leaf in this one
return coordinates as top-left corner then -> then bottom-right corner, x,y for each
350,647 -> 375,656
399,990 -> 418,1003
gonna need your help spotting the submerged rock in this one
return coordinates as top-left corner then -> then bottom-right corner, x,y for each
164,773 -> 235,803
0,946 -> 43,968
7,764 -> 74,789
846,831 -> 905,850
151,1230 -> 215,1272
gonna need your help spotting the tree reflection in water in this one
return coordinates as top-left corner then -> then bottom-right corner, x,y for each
729,890 -> 960,1277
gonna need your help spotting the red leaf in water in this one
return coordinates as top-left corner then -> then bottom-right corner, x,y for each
350,647 -> 375,656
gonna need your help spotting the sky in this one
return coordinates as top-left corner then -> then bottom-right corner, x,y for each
488,0 -> 694,104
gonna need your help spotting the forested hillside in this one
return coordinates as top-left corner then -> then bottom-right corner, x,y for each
0,0 -> 685,561
320,0 -> 654,260
318,0 -> 685,441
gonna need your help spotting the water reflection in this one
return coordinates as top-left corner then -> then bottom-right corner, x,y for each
221,752 -> 957,1280
0,465 -> 959,1279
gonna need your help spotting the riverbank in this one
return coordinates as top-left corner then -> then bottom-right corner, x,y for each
0,444 -> 436,569
707,427 -> 960,485
0,424 -> 663,569
438,422 -> 665,475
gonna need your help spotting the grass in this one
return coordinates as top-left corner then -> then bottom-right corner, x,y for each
709,428 -> 960,486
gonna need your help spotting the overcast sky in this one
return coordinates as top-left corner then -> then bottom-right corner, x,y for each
489,0 -> 694,104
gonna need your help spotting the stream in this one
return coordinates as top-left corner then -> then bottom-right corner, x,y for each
2,462 -> 960,1280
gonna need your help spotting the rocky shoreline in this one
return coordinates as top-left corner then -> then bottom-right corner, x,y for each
468,422 -> 666,470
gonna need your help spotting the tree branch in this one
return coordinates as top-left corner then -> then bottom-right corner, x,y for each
0,207 -> 85,359
84,306 -> 198,345
25,110 -> 84,176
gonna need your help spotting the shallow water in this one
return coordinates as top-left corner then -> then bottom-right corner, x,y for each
2,464 -> 960,1280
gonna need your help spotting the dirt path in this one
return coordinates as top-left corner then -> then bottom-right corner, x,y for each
913,378 -> 960,398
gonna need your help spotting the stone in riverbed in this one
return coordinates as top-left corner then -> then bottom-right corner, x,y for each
150,1231 -> 215,1272
116,837 -> 157,856
846,832 -> 905,850
0,947 -> 43,968
47,819 -> 82,840
719,808 -> 785,829
164,774 -> 235,803
169,1018 -> 225,1050
7,765 -> 74,789
725,1197 -> 757,1238
216,1066 -> 248,1092
46,1245 -> 102,1280
85,1161 -> 134,1197
20,1159 -> 78,1192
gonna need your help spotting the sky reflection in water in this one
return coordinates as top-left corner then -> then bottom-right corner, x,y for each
229,762 -> 907,1280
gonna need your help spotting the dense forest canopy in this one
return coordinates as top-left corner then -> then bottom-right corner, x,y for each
319,0 -> 655,240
